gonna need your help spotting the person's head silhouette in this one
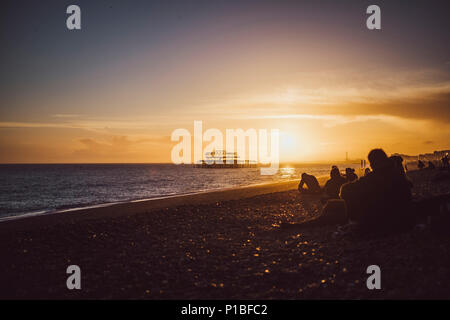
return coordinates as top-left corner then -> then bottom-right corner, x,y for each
330,166 -> 340,179
368,148 -> 390,171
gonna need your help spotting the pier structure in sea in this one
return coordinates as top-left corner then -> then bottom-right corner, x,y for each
193,150 -> 258,168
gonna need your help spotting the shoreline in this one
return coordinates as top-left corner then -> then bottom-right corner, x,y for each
0,177 -> 326,231
0,179 -> 296,222
1,164 -> 350,223
0,168 -> 439,228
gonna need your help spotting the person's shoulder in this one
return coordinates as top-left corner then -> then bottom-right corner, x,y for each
353,172 -> 375,185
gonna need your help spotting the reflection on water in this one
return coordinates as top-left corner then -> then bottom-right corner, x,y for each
280,167 -> 296,179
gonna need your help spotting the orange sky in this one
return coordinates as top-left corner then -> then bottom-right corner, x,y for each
1,1 -> 449,163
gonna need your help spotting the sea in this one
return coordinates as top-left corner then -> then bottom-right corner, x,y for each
0,163 -> 362,220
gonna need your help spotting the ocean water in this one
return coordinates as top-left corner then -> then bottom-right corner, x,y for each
0,163 -> 362,219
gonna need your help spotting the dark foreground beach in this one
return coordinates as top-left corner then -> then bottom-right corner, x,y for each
0,170 -> 449,299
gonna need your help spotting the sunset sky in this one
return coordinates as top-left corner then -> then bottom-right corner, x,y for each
1,0 -> 449,163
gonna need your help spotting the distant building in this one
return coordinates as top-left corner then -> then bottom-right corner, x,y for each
392,149 -> 450,163
194,150 -> 257,168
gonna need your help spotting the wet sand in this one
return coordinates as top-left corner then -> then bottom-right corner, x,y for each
0,170 -> 449,299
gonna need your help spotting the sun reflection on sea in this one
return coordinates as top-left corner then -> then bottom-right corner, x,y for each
280,167 -> 295,179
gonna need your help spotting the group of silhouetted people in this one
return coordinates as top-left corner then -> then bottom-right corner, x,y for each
418,160 -> 436,170
298,166 -> 360,200
295,148 -> 414,234
416,153 -> 449,171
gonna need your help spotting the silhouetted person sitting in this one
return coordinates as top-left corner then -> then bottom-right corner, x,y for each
298,173 -> 321,195
418,160 -> 425,170
345,168 -> 358,182
427,161 -> 435,170
323,166 -> 347,199
390,155 -> 404,171
442,153 -> 449,170
340,148 -> 414,234
390,155 -> 407,176
390,155 -> 413,188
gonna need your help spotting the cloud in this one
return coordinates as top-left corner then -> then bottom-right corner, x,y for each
185,68 -> 450,123
51,114 -> 81,118
0,119 -> 166,132
72,135 -> 170,160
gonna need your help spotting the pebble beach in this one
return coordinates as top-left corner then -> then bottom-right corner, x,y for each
0,169 -> 449,299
